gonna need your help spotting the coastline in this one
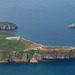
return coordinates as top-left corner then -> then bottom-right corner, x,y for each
0,27 -> 75,63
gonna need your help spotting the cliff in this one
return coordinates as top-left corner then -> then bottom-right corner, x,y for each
0,22 -> 18,30
0,31 -> 75,63
0,49 -> 75,63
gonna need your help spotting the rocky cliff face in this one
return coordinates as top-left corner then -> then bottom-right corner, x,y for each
0,49 -> 75,63
0,24 -> 18,30
30,50 -> 75,63
0,51 -> 29,63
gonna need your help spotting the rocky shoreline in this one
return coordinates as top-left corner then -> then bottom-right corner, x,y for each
0,25 -> 18,30
0,49 -> 75,63
0,22 -> 18,30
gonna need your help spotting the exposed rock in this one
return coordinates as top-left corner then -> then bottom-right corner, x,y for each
29,50 -> 75,62
30,53 -> 38,63
0,22 -> 18,30
68,24 -> 75,28
22,53 -> 29,62
30,58 -> 38,63
9,51 -> 29,62
0,50 -> 75,63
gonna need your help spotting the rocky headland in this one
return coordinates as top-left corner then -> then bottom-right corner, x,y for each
0,31 -> 75,63
0,22 -> 18,30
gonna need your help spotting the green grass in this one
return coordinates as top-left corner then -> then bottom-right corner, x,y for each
0,39 -> 26,51
25,50 -> 36,54
25,50 -> 40,54
0,31 -> 15,38
0,31 -> 34,51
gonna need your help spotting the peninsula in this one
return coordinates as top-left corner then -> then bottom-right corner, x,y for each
0,22 -> 18,30
0,31 -> 75,63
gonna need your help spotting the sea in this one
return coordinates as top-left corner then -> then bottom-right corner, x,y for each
0,0 -> 75,75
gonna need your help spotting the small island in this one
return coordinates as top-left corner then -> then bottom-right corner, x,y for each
0,22 -> 18,30
0,31 -> 75,63
68,24 -> 75,28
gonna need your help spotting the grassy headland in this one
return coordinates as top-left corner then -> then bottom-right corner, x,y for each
0,31 -> 75,63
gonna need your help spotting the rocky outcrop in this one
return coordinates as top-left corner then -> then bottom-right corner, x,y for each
30,58 -> 38,63
30,53 -> 39,63
68,24 -> 75,28
0,24 -> 18,30
0,22 -> 18,30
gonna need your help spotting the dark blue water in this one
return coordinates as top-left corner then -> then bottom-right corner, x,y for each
0,59 -> 75,75
0,0 -> 75,75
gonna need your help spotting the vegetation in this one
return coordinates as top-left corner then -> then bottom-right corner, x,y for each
25,50 -> 40,55
0,31 -> 15,38
25,50 -> 58,55
0,31 -> 34,51
0,31 -> 39,52
0,39 -> 26,51
0,31 -> 74,63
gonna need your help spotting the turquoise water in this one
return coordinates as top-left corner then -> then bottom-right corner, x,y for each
0,0 -> 75,75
